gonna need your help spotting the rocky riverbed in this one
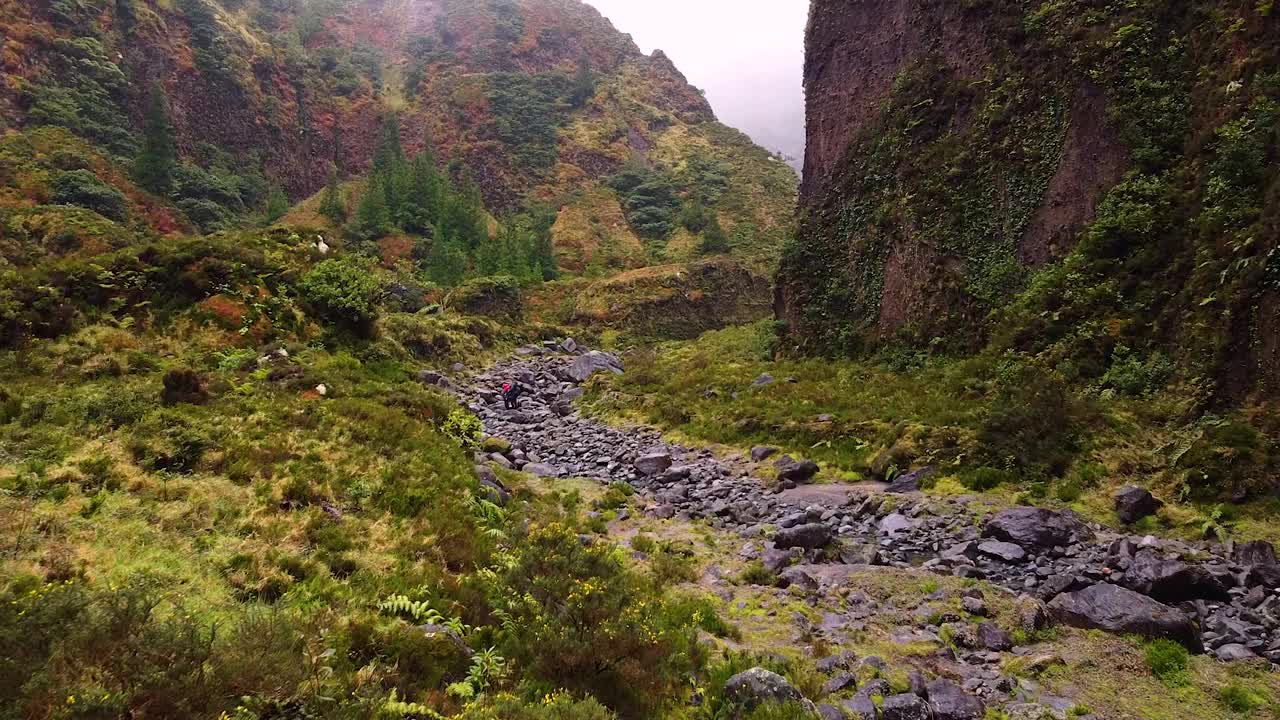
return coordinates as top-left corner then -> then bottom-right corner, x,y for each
439,341 -> 1280,717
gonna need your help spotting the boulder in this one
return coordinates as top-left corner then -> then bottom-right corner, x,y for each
752,373 -> 776,387
1123,550 -> 1229,603
778,567 -> 819,591
524,463 -> 560,477
763,547 -> 800,573
418,369 -> 446,386
822,672 -> 858,694
775,456 -> 820,484
878,513 -> 917,537
774,523 -> 833,550
751,445 -> 780,462
723,667 -> 809,714
634,453 -> 673,476
817,705 -> 845,720
882,693 -> 931,720
1047,583 -> 1202,650
481,436 -> 513,455
560,337 -> 578,353
1215,643 -> 1257,661
978,540 -> 1027,563
983,507 -> 1091,549
885,467 -> 933,493
926,680 -> 984,720
1235,540 -> 1277,567
1114,485 -> 1162,524
842,696 -> 878,720
977,621 -> 1013,651
567,351 -> 624,383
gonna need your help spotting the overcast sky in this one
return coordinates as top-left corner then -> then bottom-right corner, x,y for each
585,0 -> 810,167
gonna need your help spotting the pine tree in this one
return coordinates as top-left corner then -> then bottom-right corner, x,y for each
402,151 -> 443,234
699,215 -> 729,255
134,83 -> 177,195
319,169 -> 347,224
349,177 -> 391,241
570,54 -> 595,108
264,183 -> 290,223
371,113 -> 405,176
427,230 -> 469,286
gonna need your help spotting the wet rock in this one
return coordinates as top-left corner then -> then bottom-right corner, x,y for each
927,680 -> 984,720
775,456 -> 820,484
984,507 -> 1090,549
1047,583 -> 1202,650
882,693 -> 931,720
724,667 -> 809,714
774,523 -> 833,550
634,453 -> 673,476
1114,485 -> 1162,524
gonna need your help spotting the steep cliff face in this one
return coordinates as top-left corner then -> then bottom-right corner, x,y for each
781,0 -> 1280,400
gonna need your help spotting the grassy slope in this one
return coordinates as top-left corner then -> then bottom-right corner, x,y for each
584,322 -> 1280,546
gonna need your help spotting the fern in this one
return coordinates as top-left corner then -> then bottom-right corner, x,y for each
383,689 -> 448,719
377,594 -> 470,635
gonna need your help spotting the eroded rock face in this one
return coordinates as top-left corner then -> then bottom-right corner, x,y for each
1047,583 -> 1202,651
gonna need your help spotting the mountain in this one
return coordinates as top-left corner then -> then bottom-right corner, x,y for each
778,0 -> 1279,403
0,0 -> 796,279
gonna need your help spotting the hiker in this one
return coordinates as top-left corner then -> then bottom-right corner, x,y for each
502,381 -> 527,409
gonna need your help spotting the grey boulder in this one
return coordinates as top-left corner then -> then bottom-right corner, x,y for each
1114,485 -> 1162,524
634,453 -> 673,476
927,680 -> 984,720
775,456 -> 820,484
723,667 -> 810,714
567,351 -> 624,383
882,693 -> 931,720
984,507 -> 1091,549
1047,583 -> 1202,650
774,523 -> 833,550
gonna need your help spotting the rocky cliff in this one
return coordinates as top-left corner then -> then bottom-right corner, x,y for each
780,0 -> 1280,401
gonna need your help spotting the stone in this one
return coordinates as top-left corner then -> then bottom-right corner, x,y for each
723,667 -> 808,713
752,373 -> 776,387
778,567 -> 819,591
524,463 -> 560,477
567,351 -> 624,383
1235,540 -> 1277,567
481,436 -> 513,455
763,547 -> 800,573
878,513 -> 916,537
823,672 -> 858,694
1114,485 -> 1162,524
843,696 -> 878,720
984,507 -> 1091,549
881,693 -> 931,720
817,705 -> 845,720
941,541 -> 980,562
926,680 -> 984,720
560,337 -> 578,353
977,621 -> 1013,651
885,467 -> 932,493
1215,643 -> 1257,661
751,445 -> 780,462
961,596 -> 988,616
978,540 -> 1027,563
1047,583 -> 1202,650
634,453 -> 673,476
775,456 -> 820,484
816,651 -> 858,675
838,541 -> 881,566
774,523 -> 833,550
418,369 -> 445,385
1123,550 -> 1229,602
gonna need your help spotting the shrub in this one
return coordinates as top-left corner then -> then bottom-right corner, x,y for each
1143,638 -> 1189,687
51,170 -> 128,221
300,256 -> 385,333
462,691 -> 616,720
738,561 -> 777,586
442,409 -> 483,450
451,275 -> 523,320
1175,417 -> 1272,501
484,523 -> 699,715
978,362 -> 1078,477
1218,683 -> 1267,713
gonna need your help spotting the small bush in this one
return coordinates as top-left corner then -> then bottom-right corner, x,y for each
1143,638 -> 1189,687
300,256 -> 385,333
442,409 -> 483,450
1218,683 -> 1267,713
52,170 -> 128,221
738,561 -> 777,586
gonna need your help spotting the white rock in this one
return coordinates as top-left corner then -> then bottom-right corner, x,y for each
315,384 -> 328,396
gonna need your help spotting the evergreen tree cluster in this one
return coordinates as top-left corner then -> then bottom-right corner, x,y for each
347,115 -> 558,287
